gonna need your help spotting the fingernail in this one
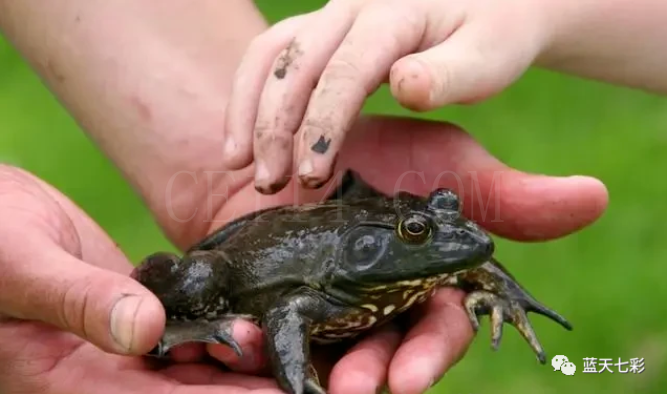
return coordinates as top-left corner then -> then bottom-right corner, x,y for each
298,159 -> 313,177
401,59 -> 424,87
224,137 -> 237,156
110,295 -> 143,353
255,161 -> 270,181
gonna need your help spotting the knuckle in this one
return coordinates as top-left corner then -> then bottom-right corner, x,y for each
246,32 -> 272,54
247,12 -> 309,55
0,165 -> 36,197
271,13 -> 309,31
254,121 -> 293,153
431,58 -> 452,104
0,166 -> 81,258
58,279 -> 95,339
360,2 -> 425,52
302,115 -> 338,140
253,120 -> 273,140
361,0 -> 424,38
322,57 -> 363,83
317,57 -> 369,100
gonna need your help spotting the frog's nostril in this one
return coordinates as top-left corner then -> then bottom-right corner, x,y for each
471,232 -> 494,257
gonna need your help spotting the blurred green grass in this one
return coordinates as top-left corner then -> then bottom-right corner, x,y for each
1,1 -> 666,393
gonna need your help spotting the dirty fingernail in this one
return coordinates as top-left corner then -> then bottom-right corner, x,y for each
110,295 -> 143,353
298,159 -> 313,177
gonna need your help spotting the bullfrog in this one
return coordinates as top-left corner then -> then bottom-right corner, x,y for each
130,170 -> 572,394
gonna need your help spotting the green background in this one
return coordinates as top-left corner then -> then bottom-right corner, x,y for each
0,1 -> 665,393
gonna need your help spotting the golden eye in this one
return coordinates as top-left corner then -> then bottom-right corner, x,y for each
397,216 -> 432,244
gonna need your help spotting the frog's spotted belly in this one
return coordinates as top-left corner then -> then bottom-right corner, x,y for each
310,273 -> 456,344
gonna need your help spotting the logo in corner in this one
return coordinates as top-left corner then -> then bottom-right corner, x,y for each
552,355 -> 576,376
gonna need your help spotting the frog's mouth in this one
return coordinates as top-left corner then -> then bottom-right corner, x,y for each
324,272 -> 453,310
358,272 -> 452,294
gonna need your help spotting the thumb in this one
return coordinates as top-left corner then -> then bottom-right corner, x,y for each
0,234 -> 165,355
389,20 -> 539,110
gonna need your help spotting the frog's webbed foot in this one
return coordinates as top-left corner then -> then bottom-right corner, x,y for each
463,290 -> 553,363
147,314 -> 253,358
455,259 -> 572,364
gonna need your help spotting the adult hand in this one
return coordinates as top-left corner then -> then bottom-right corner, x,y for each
0,166 -> 285,394
222,0 -> 665,193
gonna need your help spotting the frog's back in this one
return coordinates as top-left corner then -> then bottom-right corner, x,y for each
209,200 -> 401,313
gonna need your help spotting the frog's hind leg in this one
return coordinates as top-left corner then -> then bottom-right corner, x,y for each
131,250 -> 249,358
452,258 -> 572,364
147,314 -> 255,358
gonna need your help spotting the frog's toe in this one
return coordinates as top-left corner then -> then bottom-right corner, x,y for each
305,364 -> 326,394
276,361 -> 327,394
305,379 -> 327,394
211,326 -> 243,356
464,290 -> 554,364
488,301 -> 505,351
146,316 -> 246,358
278,369 -> 327,394
146,339 -> 171,359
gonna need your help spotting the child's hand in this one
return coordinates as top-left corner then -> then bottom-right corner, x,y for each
223,0 -> 550,193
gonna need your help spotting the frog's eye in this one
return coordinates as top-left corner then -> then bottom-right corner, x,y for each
397,216 -> 432,244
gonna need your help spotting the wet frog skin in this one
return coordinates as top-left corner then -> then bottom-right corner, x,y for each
131,170 -> 572,394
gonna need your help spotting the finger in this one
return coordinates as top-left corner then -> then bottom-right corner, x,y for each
0,168 -> 165,355
211,165 -> 351,236
295,2 -> 427,189
390,12 -> 542,110
223,13 -> 312,170
328,323 -> 403,394
0,234 -> 165,355
169,343 -> 207,363
161,363 -> 279,390
0,165 -> 134,275
388,288 -> 473,394
77,366 -> 257,394
337,116 -> 609,241
251,2 -> 359,194
206,318 -> 267,373
171,386 -> 254,394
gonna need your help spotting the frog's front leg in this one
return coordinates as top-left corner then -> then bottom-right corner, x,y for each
451,258 -> 573,364
262,287 -> 356,394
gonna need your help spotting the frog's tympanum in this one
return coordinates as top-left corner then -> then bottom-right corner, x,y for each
131,170 -> 572,394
